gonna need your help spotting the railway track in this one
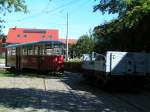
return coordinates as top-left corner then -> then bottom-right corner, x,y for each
107,89 -> 150,112
90,80 -> 150,112
79,72 -> 150,112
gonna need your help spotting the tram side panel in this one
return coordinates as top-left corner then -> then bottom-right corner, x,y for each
20,46 -> 64,72
20,46 -> 38,70
47,55 -> 64,72
39,46 -> 64,72
39,55 -> 51,71
54,55 -> 64,72
6,48 -> 16,68
21,55 -> 39,70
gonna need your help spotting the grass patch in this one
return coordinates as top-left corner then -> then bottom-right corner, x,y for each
0,70 -> 16,77
0,69 -> 64,78
0,58 -> 5,64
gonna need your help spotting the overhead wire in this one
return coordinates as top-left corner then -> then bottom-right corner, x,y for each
14,0 -> 96,33
17,0 -> 80,22
17,0 -> 51,21
68,0 -> 93,15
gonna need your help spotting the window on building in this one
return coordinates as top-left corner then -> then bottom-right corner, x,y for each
48,35 -> 52,38
24,34 -> 27,38
42,35 -> 45,38
17,34 -> 21,38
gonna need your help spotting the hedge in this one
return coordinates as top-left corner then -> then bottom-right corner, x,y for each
64,60 -> 82,72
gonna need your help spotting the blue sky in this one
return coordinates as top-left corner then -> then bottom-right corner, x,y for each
2,0 -> 117,39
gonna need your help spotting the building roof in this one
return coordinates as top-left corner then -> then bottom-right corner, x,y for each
6,27 -> 59,44
59,38 -> 77,45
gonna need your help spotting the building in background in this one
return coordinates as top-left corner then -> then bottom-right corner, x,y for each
6,27 -> 59,44
59,38 -> 77,45
6,27 -> 77,44
3,27 -> 77,58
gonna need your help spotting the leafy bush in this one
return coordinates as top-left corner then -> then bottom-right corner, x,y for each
64,60 -> 82,72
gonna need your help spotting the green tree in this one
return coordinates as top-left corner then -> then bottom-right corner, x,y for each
93,0 -> 150,52
75,35 -> 95,57
69,44 -> 77,58
0,0 -> 27,13
0,0 -> 27,34
94,0 -> 150,28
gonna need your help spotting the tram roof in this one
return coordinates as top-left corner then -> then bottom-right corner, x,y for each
5,40 -> 64,48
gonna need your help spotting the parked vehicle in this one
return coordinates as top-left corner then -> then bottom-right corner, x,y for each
82,51 -> 150,85
5,40 -> 64,73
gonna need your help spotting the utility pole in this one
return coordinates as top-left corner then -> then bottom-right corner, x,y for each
66,12 -> 69,61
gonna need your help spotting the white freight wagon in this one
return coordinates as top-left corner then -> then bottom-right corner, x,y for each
106,51 -> 147,76
82,51 -> 149,84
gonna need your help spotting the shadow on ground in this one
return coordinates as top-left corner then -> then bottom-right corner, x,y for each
0,72 -> 139,112
0,71 -> 149,111
60,72 -> 150,111
61,72 -> 150,94
0,88 -> 118,112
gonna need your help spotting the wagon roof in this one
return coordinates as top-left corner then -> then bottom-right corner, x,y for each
5,40 -> 64,48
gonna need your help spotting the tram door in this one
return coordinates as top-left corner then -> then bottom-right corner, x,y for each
38,45 -> 49,71
16,47 -> 21,71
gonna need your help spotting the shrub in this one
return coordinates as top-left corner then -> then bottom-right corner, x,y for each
64,60 -> 82,72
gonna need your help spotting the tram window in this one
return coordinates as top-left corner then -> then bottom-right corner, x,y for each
45,44 -> 52,49
40,48 -> 45,55
46,49 -> 53,55
45,44 -> 52,55
42,49 -> 45,55
53,47 -> 62,55
28,46 -> 34,55
34,46 -> 38,55
22,48 -> 28,55
39,45 -> 45,55
7,48 -> 12,56
11,48 -> 16,55
28,49 -> 33,55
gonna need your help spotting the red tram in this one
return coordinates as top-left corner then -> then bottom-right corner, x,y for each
5,40 -> 64,73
